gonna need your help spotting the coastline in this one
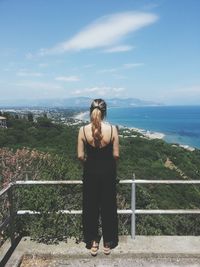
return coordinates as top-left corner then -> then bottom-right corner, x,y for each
73,111 -> 89,121
72,111 -> 195,152
73,111 -> 165,140
117,124 -> 165,141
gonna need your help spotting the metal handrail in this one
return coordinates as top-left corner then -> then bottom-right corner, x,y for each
1,175 -> 200,243
15,179 -> 133,185
0,178 -> 134,245
0,183 -> 13,197
134,180 -> 200,184
131,177 -> 200,238
14,179 -> 134,235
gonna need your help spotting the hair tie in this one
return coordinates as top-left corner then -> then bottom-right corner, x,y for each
91,106 -> 101,111
94,106 -> 101,110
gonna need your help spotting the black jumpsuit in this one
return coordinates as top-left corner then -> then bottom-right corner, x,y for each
82,125 -> 118,249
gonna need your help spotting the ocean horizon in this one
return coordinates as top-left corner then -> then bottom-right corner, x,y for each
77,105 -> 200,150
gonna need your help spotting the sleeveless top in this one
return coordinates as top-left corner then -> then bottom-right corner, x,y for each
83,125 -> 116,176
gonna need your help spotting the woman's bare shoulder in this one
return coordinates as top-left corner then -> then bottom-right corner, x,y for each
102,121 -> 118,129
108,123 -> 118,130
84,123 -> 92,129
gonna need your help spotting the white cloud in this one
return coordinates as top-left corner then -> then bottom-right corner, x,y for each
98,68 -> 118,73
38,63 -> 48,68
112,87 -> 125,92
98,62 -> 144,74
39,11 -> 158,55
143,3 -> 161,10
73,86 -> 125,97
16,71 -> 43,77
123,63 -> 144,69
112,74 -> 127,80
15,81 -> 62,90
83,64 -> 95,68
55,76 -> 80,82
25,52 -> 34,59
103,45 -> 134,53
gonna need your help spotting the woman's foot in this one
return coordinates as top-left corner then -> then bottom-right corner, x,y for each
103,242 -> 111,255
90,240 -> 99,256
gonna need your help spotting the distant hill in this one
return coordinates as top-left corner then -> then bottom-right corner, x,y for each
0,97 -> 163,108
106,98 -> 162,107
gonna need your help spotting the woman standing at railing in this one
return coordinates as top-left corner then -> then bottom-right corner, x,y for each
77,98 -> 119,256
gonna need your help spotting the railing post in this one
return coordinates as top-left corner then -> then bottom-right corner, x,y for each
7,185 -> 15,245
131,173 -> 136,239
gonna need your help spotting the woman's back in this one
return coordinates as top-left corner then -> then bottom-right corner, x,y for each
78,122 -> 119,161
83,122 -> 113,148
83,122 -> 114,162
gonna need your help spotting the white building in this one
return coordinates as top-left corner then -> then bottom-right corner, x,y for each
0,116 -> 7,128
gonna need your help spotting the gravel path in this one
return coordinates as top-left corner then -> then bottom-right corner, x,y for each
20,255 -> 200,267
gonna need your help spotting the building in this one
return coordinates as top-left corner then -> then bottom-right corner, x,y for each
0,116 -> 7,128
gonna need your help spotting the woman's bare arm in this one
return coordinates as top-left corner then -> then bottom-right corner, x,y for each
77,127 -> 85,161
112,125 -> 119,160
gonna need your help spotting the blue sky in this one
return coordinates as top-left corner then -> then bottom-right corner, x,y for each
0,0 -> 200,105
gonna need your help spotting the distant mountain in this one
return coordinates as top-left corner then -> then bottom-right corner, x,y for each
0,97 -> 163,108
106,98 -> 162,107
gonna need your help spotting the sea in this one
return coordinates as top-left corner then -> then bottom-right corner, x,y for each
80,106 -> 200,150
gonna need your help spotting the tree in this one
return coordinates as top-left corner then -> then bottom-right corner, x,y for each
36,116 -> 53,128
28,112 -> 34,122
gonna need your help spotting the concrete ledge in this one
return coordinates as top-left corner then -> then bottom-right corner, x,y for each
2,235 -> 200,267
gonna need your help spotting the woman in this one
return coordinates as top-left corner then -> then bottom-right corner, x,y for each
77,98 -> 119,256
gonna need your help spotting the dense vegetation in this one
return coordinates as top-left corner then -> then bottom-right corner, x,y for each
1,112 -> 200,244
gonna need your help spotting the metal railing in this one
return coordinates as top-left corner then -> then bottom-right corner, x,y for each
0,178 -> 133,249
0,183 -> 15,246
1,174 -> 200,246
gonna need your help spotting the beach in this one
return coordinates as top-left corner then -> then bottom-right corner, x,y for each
73,111 -> 89,121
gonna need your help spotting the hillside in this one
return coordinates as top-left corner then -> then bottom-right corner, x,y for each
1,112 -> 200,243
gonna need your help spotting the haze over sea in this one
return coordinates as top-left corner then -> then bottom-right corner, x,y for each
81,105 -> 200,149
